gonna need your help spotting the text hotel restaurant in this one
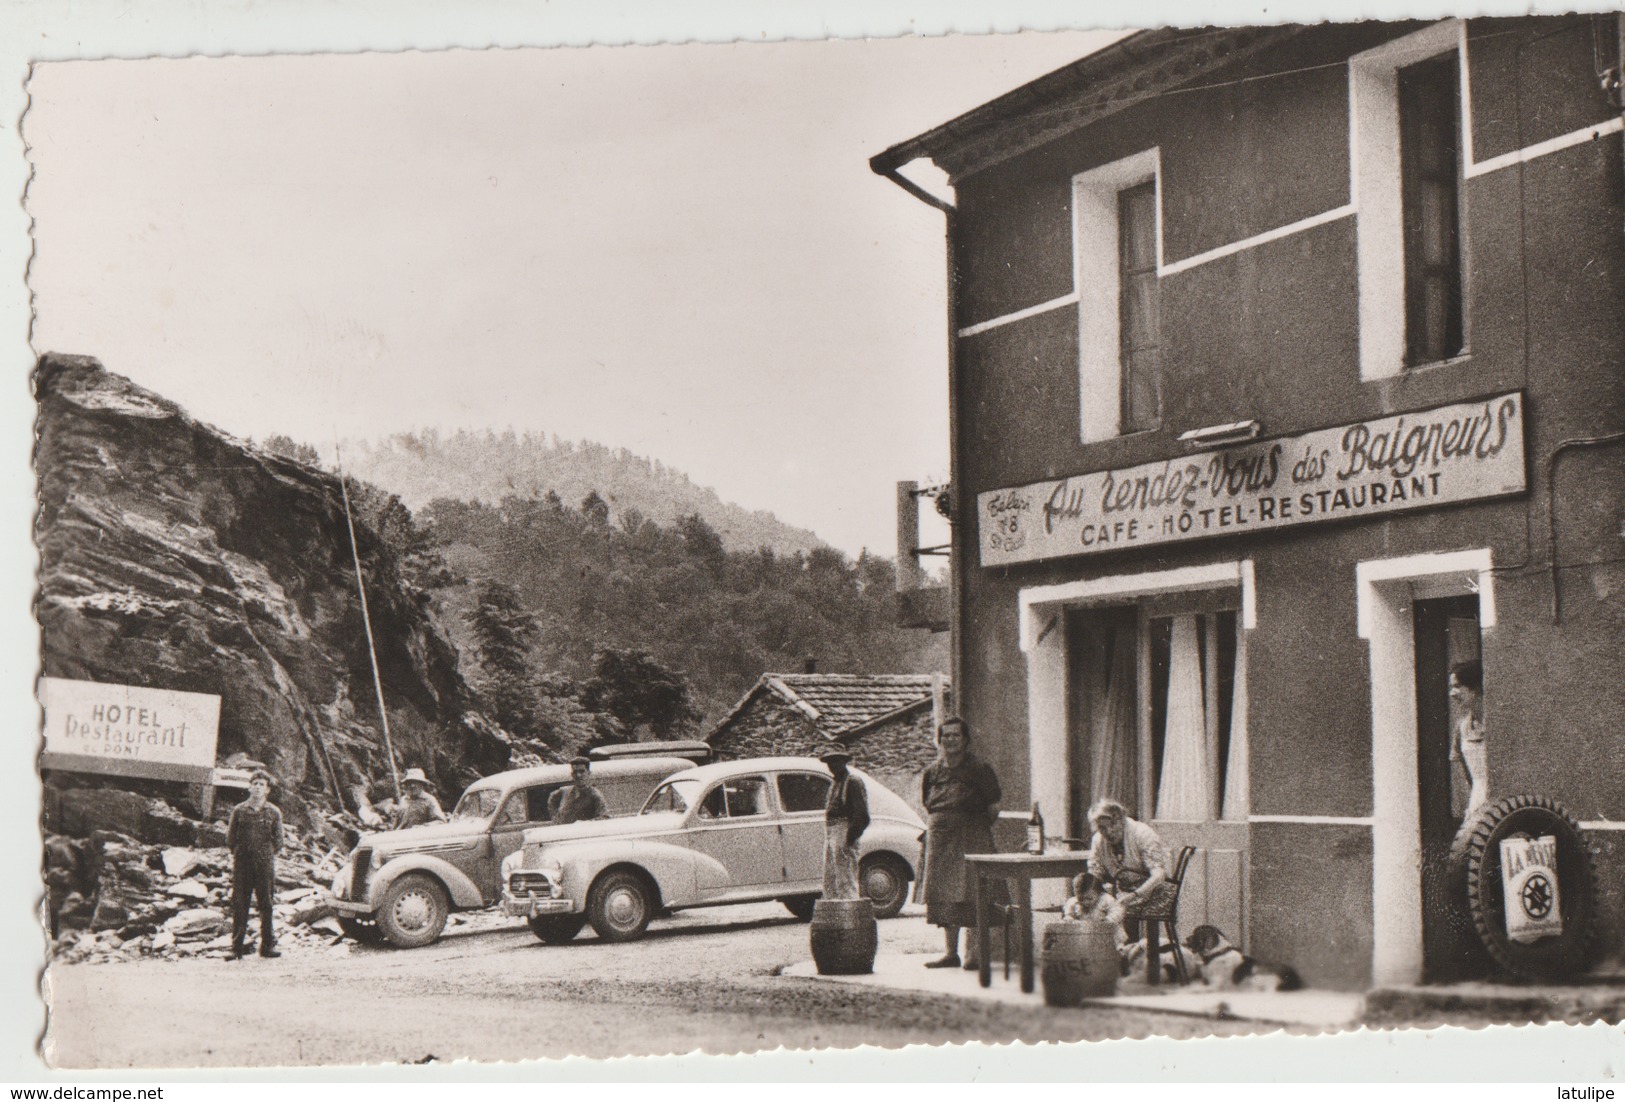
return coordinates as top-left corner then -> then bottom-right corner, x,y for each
874,17 -> 1625,988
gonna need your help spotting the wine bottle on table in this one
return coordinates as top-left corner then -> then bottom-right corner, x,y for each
1026,802 -> 1045,854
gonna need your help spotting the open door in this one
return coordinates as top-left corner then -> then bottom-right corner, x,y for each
1413,594 -> 1482,982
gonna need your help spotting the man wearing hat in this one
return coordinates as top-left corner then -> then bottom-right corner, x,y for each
821,748 -> 870,901
393,768 -> 448,829
548,756 -> 610,825
227,769 -> 284,960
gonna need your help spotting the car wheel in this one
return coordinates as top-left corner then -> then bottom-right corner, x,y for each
376,873 -> 450,949
337,915 -> 386,945
860,854 -> 911,919
529,915 -> 588,944
587,869 -> 654,943
782,895 -> 818,922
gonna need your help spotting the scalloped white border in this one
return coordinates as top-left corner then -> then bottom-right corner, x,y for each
8,0 -> 1620,1087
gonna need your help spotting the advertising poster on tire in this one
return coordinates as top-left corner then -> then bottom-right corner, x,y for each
1499,835 -> 1563,945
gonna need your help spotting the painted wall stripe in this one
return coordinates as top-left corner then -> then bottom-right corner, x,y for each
957,291 -> 1078,338
1158,205 -> 1356,277
1466,117 -> 1625,179
1249,814 -> 1375,826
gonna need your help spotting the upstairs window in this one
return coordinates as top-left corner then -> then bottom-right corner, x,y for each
1399,53 -> 1465,366
1351,20 -> 1466,380
1074,148 -> 1161,442
1118,180 -> 1162,433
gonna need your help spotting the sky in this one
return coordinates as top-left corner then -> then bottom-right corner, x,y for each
24,30 -> 1122,557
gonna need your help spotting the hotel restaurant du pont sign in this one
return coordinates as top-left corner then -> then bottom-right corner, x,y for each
978,393 -> 1527,567
40,676 -> 222,784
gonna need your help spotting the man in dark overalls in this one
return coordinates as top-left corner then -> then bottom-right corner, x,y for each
227,769 -> 285,960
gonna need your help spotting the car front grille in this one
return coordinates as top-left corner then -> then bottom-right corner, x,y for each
351,848 -> 373,898
508,872 -> 554,896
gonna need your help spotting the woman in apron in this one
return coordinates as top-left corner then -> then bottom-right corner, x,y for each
919,716 -> 1003,970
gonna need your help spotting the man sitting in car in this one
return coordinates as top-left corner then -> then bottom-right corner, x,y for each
548,756 -> 610,824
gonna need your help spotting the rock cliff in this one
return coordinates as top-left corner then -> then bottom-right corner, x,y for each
35,354 -> 511,820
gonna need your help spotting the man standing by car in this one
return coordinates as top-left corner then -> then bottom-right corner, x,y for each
548,756 -> 610,824
392,768 -> 448,829
227,769 -> 284,960
821,749 -> 869,900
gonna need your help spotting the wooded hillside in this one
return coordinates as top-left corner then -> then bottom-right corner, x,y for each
337,429 -> 824,557
419,492 -> 947,745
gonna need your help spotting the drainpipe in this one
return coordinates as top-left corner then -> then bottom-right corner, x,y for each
1533,18 -> 1625,624
1546,432 -> 1625,623
1609,14 -> 1625,230
872,159 -> 962,712
1613,14 -> 1625,230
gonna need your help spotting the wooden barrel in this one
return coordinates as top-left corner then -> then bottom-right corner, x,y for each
810,898 -> 877,975
1040,919 -> 1118,1006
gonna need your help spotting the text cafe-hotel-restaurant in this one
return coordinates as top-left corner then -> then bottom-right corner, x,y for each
875,16 -> 1625,988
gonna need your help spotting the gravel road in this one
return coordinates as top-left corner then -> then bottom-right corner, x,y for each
44,902 -> 1259,1068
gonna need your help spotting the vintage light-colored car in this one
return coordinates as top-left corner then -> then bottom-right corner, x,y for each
500,756 -> 925,943
326,756 -> 691,948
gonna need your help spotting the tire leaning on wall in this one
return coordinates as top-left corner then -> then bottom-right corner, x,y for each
1448,794 -> 1599,980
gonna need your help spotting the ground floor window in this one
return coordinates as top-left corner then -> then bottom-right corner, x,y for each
1068,595 -> 1246,834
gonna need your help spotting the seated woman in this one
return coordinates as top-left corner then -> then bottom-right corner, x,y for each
1084,798 -> 1177,921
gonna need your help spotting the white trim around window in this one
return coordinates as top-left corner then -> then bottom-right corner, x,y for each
1348,19 -> 1463,381
1072,148 -> 1161,444
1019,558 -> 1253,654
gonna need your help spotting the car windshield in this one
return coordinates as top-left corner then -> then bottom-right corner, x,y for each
452,788 -> 502,821
641,778 -> 701,815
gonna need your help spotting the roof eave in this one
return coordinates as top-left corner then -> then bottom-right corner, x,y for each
872,24 -> 1307,185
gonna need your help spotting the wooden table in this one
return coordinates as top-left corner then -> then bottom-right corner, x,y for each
967,851 -> 1092,994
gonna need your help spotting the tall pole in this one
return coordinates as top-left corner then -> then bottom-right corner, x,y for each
336,451 -> 402,804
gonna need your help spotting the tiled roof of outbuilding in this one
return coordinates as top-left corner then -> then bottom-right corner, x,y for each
707,673 -> 948,742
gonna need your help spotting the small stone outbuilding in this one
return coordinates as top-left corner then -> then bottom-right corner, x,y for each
706,673 -> 947,817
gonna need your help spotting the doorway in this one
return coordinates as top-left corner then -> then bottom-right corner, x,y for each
1412,594 -> 1482,982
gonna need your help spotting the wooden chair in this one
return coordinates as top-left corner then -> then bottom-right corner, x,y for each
1139,844 -> 1198,985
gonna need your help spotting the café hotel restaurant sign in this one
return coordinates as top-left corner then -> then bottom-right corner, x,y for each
979,393 -> 1527,567
41,677 -> 221,784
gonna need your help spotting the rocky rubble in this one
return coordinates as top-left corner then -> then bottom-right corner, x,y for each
45,820 -> 354,964
42,772 -> 392,962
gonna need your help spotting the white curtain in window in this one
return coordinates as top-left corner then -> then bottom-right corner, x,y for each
1156,614 -> 1211,820
1221,624 -> 1249,820
1090,621 -> 1138,814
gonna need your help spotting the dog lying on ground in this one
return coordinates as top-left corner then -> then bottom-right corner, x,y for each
1121,937 -> 1199,984
1183,924 -> 1302,991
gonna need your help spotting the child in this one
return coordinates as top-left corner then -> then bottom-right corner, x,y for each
1063,873 -> 1128,949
